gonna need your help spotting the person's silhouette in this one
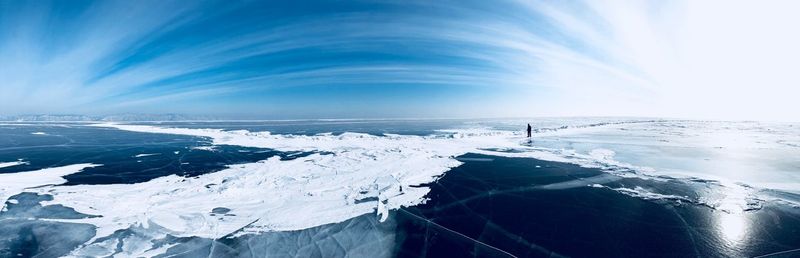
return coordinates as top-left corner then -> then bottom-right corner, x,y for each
526,123 -> 532,138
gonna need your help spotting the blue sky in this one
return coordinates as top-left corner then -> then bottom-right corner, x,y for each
1,0 -> 799,120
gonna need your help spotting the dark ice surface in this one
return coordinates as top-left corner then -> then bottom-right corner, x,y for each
0,124 -> 308,184
395,154 -> 800,257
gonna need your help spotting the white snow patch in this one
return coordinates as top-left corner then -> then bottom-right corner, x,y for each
0,160 -> 28,169
0,163 -> 101,209
610,186 -> 693,203
589,149 -> 616,162
191,146 -> 216,151
133,153 -> 160,158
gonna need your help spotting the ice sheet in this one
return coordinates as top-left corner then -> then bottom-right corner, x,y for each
13,121 -> 798,256
13,123 -> 651,255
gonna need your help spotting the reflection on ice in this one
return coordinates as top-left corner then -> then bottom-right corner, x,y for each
718,212 -> 748,247
529,120 -> 800,193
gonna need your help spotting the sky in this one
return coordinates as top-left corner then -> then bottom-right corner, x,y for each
1,0 -> 799,120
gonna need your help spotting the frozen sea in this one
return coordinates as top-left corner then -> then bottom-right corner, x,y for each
0,118 -> 799,257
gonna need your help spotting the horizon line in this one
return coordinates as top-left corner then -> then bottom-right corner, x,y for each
0,114 -> 794,123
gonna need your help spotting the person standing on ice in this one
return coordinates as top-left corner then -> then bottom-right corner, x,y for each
526,123 -> 532,138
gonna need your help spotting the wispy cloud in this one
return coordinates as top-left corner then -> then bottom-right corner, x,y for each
1,0 -> 798,120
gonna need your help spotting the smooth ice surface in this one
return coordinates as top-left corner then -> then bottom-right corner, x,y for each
396,153 -> 800,257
